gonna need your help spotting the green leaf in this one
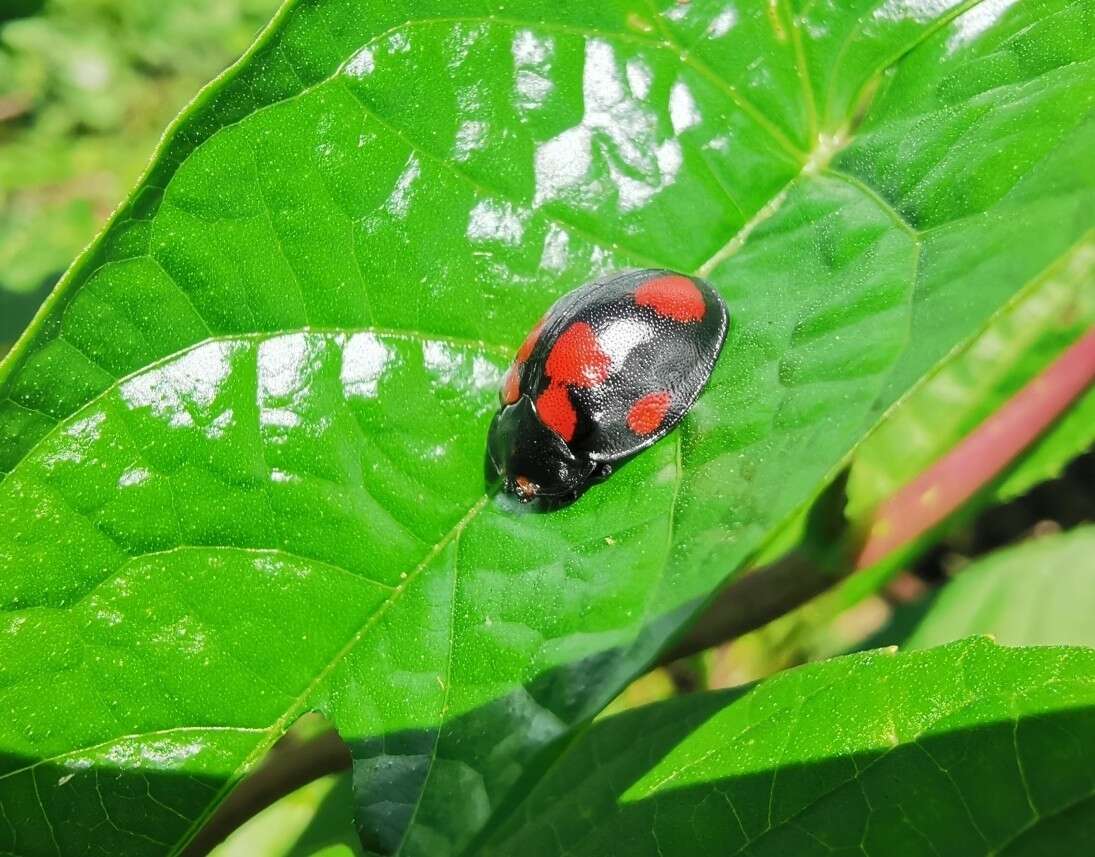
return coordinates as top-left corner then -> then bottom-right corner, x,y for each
210,771 -> 363,857
905,527 -> 1095,650
480,638 -> 1095,856
1,1 -> 1092,854
994,386 -> 1095,502
847,239 -> 1095,522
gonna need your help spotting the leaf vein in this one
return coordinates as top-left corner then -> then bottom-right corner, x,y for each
0,727 -> 270,783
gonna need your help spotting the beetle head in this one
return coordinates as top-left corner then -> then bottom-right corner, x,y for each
487,396 -> 595,502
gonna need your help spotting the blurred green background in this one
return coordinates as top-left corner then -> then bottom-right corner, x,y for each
0,0 -> 278,353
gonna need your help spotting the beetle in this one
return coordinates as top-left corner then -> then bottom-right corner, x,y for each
487,268 -> 729,503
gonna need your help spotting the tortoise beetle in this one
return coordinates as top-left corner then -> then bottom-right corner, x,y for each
487,268 -> 729,504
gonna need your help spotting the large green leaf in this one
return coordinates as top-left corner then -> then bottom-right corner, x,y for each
905,527 -> 1095,650
480,638 -> 1095,856
0,1 -> 1092,854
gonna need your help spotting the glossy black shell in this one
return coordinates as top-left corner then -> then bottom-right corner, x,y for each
488,268 -> 729,502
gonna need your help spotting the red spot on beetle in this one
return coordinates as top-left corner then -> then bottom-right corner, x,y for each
501,364 -> 521,405
517,320 -> 544,362
546,322 -> 611,388
536,383 -> 577,442
635,275 -> 706,323
627,390 -> 672,436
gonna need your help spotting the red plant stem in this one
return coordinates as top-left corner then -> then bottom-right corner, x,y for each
856,327 -> 1095,568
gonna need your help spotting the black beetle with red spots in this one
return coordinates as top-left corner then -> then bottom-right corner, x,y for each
487,268 -> 729,504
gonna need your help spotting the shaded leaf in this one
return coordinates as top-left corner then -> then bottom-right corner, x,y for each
905,527 -> 1095,650
480,638 -> 1095,856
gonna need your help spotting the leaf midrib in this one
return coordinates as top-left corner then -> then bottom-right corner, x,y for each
170,492 -> 491,855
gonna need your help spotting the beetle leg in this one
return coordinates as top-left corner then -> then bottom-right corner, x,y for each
590,462 -> 614,483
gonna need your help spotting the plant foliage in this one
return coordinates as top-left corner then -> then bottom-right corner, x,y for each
0,0 -> 1091,854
